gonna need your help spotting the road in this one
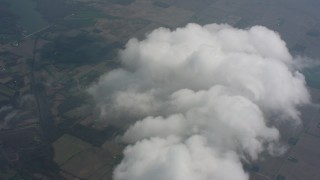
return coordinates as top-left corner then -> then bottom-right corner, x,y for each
30,35 -> 57,141
22,25 -> 53,39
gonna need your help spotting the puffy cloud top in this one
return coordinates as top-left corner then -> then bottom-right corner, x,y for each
88,23 -> 310,180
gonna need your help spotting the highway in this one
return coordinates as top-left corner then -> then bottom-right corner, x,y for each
30,35 -> 57,141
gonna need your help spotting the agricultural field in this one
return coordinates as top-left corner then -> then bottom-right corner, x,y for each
278,133 -> 320,180
52,134 -> 92,166
60,147 -> 113,179
1,0 -> 320,179
0,84 -> 15,97
53,134 -> 122,179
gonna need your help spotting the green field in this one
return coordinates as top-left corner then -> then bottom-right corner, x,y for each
79,70 -> 100,87
153,1 -> 170,8
0,94 -> 9,102
0,84 -> 15,97
41,33 -> 120,65
52,134 -> 92,166
61,9 -> 118,28
62,105 -> 92,120
107,0 -> 135,5
58,94 -> 86,115
60,18 -> 96,28
72,10 -> 116,19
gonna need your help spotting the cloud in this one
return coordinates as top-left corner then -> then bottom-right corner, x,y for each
115,136 -> 248,180
88,23 -> 310,180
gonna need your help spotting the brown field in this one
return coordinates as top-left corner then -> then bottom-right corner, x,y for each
99,0 -> 194,28
279,133 -> 320,180
61,147 -> 114,179
95,18 -> 151,42
302,88 -> 320,138
1,0 -> 320,179
249,87 -> 320,180
250,152 -> 289,179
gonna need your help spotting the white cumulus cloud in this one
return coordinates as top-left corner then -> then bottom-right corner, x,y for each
88,23 -> 310,180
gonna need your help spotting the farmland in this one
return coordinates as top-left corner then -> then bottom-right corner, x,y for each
1,0 -> 320,179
